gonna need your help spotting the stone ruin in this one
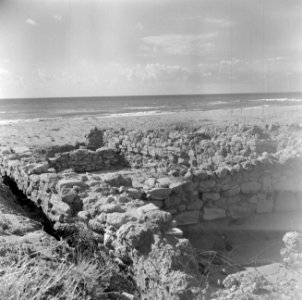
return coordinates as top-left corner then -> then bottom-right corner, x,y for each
0,124 -> 302,298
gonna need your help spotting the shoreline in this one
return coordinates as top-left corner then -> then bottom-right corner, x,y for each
1,104 -> 302,149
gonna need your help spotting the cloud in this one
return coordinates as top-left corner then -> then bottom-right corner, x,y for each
0,68 -> 9,75
25,18 -> 37,26
116,63 -> 189,82
140,33 -> 216,56
205,17 -> 232,27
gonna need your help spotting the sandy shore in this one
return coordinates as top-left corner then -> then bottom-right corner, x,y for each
0,104 -> 302,149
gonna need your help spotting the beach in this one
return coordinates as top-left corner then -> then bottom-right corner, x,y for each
1,103 -> 302,149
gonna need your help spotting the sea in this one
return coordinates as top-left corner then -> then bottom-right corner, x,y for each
0,92 -> 302,125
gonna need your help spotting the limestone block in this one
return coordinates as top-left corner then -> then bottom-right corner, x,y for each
127,188 -> 143,199
147,188 -> 172,200
157,177 -> 170,188
166,227 -> 183,237
274,191 -> 298,212
57,179 -> 88,192
222,183 -> 240,197
165,194 -> 182,208
187,200 -> 203,210
106,212 -> 134,228
104,174 -> 132,187
137,203 -> 160,215
229,202 -> 255,219
203,207 -> 226,220
143,210 -> 172,227
262,175 -> 273,191
241,181 -> 261,194
117,223 -> 154,253
202,192 -> 220,201
198,180 -> 216,192
169,182 -> 184,194
98,203 -> 125,213
48,194 -> 71,217
174,211 -> 200,225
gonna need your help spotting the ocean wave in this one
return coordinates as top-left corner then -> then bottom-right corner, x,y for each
254,98 -> 302,103
207,101 -> 229,106
103,110 -> 173,118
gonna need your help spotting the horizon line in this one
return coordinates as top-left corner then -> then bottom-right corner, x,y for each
0,91 -> 302,101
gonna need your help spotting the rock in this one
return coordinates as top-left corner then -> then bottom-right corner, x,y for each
143,210 -> 172,228
198,180 -> 216,192
166,227 -> 183,237
117,223 -> 154,253
215,167 -> 229,178
146,188 -> 172,200
106,212 -> 134,228
144,177 -> 156,188
222,183 -> 240,196
241,181 -> 261,194
282,232 -> 302,252
127,188 -> 143,199
137,203 -> 159,215
104,174 -> 132,187
77,210 -> 90,222
28,163 -> 49,175
203,207 -> 226,220
169,182 -> 184,194
202,192 -> 220,201
223,275 -> 240,288
187,200 -> 203,210
174,211 -> 200,225
48,194 -> 71,219
98,203 -> 125,213
157,177 -> 170,188
57,179 -> 88,192
164,194 -> 182,208
229,202 -> 255,219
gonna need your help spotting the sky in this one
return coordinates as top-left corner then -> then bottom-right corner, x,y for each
0,0 -> 301,98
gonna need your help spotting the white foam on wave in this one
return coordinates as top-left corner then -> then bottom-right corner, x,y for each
255,98 -> 302,103
103,110 -> 173,118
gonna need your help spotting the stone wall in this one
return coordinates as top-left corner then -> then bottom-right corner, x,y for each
102,125 -> 281,171
47,147 -> 124,172
140,156 -> 302,226
100,126 -> 302,226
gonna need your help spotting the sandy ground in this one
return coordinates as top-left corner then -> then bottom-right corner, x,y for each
0,104 -> 302,148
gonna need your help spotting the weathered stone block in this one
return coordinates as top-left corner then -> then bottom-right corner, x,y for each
203,207 -> 226,220
147,188 -> 172,200
229,202 -> 255,219
222,183 -> 240,197
165,194 -> 182,208
106,212 -> 134,228
157,177 -> 170,188
169,182 -> 183,194
241,182 -> 261,194
198,180 -> 216,192
202,192 -> 220,201
187,200 -> 203,210
174,211 -> 200,225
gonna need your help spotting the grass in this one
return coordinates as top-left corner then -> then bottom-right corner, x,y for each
0,223 -> 138,300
